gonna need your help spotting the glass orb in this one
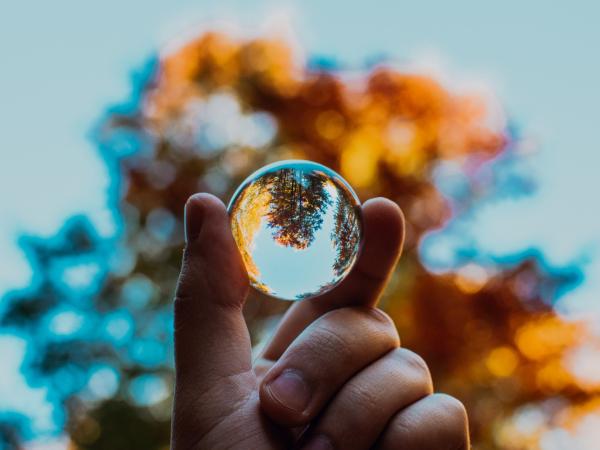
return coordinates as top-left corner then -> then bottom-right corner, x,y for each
228,160 -> 363,301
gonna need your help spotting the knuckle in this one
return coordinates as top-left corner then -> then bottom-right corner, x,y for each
433,393 -> 469,429
418,394 -> 469,450
327,306 -> 400,346
362,307 -> 401,347
310,324 -> 354,364
394,348 -> 432,389
364,307 -> 397,331
404,350 -> 430,376
386,394 -> 469,450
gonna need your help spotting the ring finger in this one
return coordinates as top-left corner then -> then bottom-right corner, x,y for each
299,348 -> 433,450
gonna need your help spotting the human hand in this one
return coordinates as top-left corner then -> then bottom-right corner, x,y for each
171,193 -> 469,449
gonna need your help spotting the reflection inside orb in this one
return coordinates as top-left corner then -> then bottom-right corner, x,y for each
228,160 -> 363,300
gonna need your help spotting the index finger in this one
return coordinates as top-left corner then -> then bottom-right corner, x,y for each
260,197 -> 405,361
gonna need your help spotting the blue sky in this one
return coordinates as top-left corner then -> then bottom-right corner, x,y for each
1,0 -> 599,441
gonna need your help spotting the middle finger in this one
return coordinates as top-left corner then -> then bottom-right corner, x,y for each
259,306 -> 400,427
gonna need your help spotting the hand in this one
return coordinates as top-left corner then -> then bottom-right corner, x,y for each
171,193 -> 469,450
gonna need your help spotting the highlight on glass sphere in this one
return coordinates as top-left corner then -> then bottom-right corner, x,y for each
228,160 -> 363,301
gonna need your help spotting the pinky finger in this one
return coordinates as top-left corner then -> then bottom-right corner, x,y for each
376,394 -> 470,450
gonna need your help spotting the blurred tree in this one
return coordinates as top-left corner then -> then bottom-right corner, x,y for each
1,31 -> 598,449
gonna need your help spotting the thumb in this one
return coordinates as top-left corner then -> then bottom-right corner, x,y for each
173,194 -> 254,441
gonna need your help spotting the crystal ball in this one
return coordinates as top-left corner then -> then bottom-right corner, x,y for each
228,160 -> 363,301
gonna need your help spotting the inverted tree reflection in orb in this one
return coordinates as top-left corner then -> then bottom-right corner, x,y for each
229,160 -> 362,300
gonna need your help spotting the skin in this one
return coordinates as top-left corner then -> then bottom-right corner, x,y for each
171,193 -> 470,450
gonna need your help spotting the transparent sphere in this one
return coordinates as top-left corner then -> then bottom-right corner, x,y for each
228,160 -> 363,301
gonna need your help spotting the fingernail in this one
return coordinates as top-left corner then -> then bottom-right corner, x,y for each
184,196 -> 204,243
302,434 -> 333,450
266,369 -> 311,413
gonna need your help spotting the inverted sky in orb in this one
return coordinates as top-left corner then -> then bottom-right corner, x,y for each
228,160 -> 363,301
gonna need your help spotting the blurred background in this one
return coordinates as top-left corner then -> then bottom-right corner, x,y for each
1,1 -> 599,449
